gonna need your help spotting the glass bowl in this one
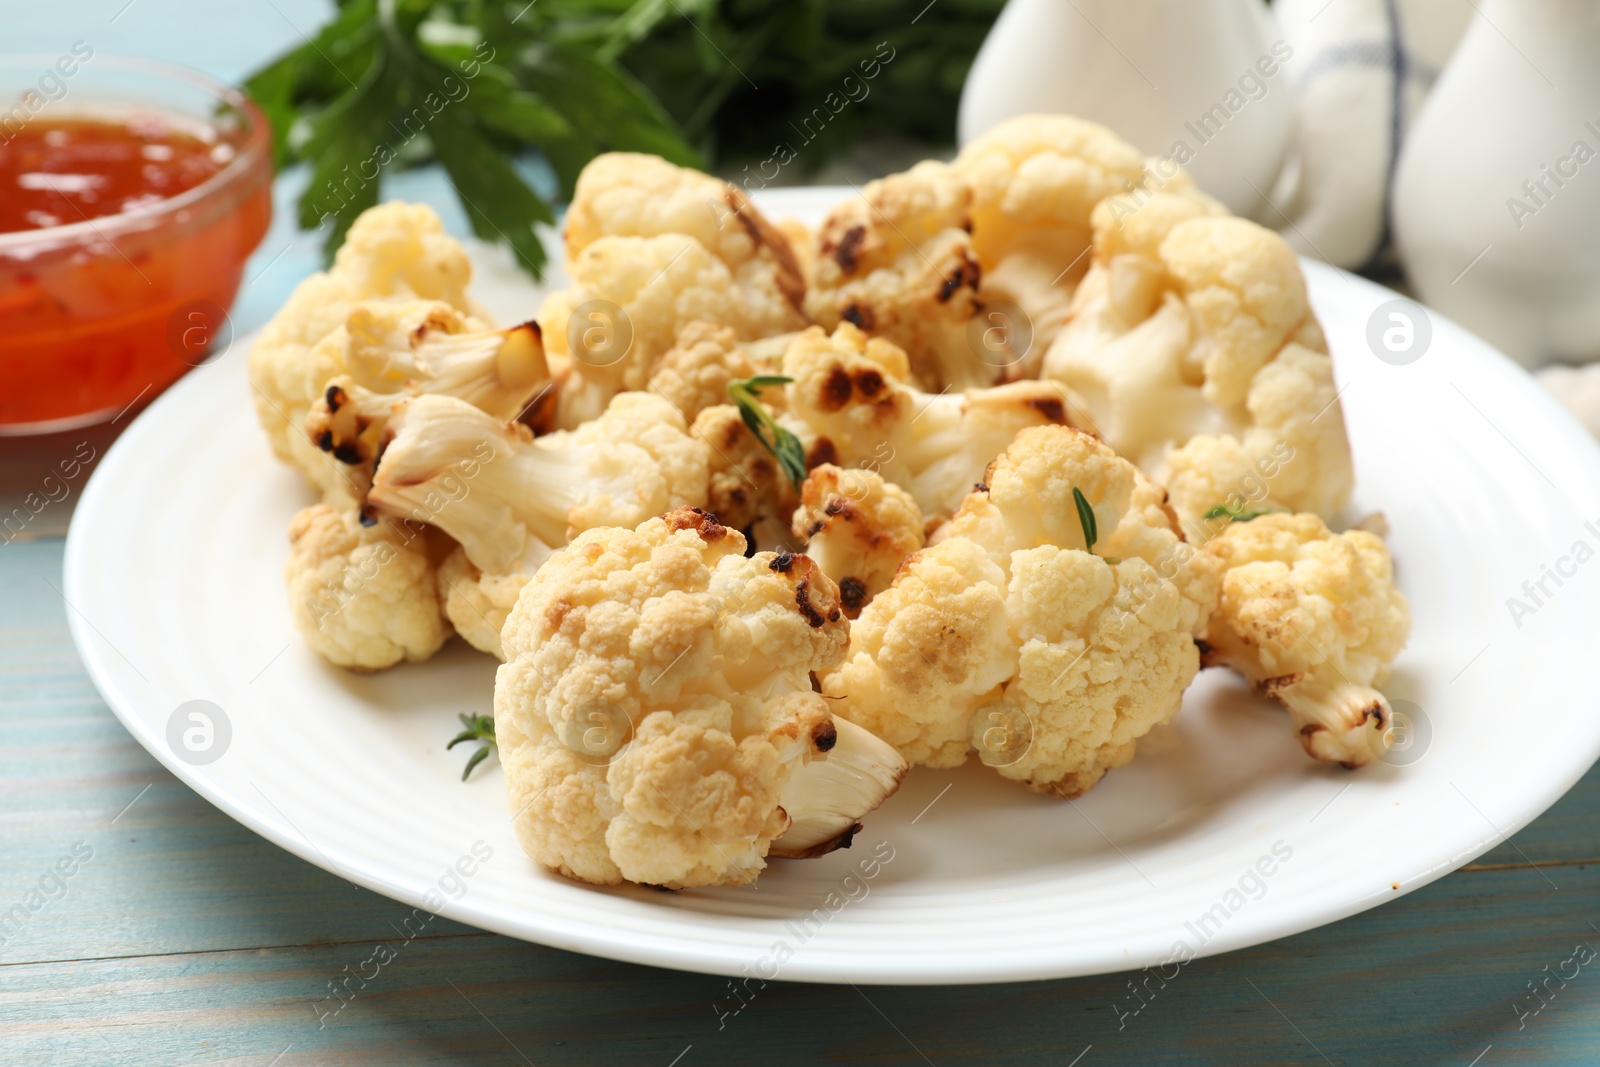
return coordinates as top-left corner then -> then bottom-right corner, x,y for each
0,55 -> 272,434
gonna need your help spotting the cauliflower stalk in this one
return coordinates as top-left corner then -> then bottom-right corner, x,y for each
1202,512 -> 1411,768
495,507 -> 907,887
826,425 -> 1221,797
1042,194 -> 1353,525
782,323 -> 1077,518
368,391 -> 710,576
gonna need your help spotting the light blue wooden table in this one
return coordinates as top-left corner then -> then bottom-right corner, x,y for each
5,5 -> 1600,1063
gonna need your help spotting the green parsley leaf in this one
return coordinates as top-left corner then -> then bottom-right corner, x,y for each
429,106 -> 553,276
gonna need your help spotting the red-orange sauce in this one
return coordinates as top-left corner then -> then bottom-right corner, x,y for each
0,117 -> 230,234
0,112 -> 270,429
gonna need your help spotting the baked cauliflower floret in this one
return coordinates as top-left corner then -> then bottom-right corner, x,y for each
792,464 -> 925,618
249,203 -> 477,501
304,303 -> 549,481
541,233 -> 803,429
494,507 -> 906,887
954,113 -> 1190,357
805,162 -> 1000,391
646,321 -> 792,422
563,152 -> 806,330
1043,198 -> 1353,524
691,402 -> 799,539
436,544 -> 553,661
368,392 -> 710,575
826,426 -> 1221,796
782,323 -> 1076,518
284,503 -> 451,671
1202,513 -> 1411,768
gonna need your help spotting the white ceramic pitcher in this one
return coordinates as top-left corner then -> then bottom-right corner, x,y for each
1394,0 -> 1600,367
957,0 -> 1297,220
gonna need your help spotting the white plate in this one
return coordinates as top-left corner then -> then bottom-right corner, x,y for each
66,188 -> 1600,985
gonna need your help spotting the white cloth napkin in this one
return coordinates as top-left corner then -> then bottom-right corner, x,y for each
1272,0 -> 1470,270
1273,0 -> 1600,434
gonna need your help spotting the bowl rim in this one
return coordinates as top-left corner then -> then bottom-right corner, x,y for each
0,53 -> 272,252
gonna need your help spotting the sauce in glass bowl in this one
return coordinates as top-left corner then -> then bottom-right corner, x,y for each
0,57 -> 272,434
0,116 -> 234,232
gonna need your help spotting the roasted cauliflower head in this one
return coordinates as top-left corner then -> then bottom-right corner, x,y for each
435,544 -> 553,662
690,402 -> 799,540
646,321 -> 793,423
563,152 -> 806,331
805,161 -> 1002,391
1202,513 -> 1411,768
249,203 -> 478,503
1042,195 -> 1353,525
284,503 -> 452,671
495,507 -> 906,888
953,113 -> 1199,357
826,425 -> 1220,797
539,232 -> 803,428
792,464 -> 925,619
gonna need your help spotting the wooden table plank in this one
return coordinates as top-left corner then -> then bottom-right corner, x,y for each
3,863 -> 1597,1065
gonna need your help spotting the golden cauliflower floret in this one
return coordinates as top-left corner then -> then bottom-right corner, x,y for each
495,507 -> 902,888
1043,200 -> 1352,525
564,152 -> 806,328
952,113 -> 1170,356
540,233 -> 804,429
249,203 -> 477,500
369,391 -> 710,575
331,201 -> 476,308
645,321 -> 782,422
690,402 -> 798,537
1202,513 -> 1411,768
792,464 -> 925,618
284,503 -> 451,671
824,536 -> 1013,767
436,545 -> 552,661
828,426 -> 1220,796
782,323 -> 1076,518
805,162 -> 999,391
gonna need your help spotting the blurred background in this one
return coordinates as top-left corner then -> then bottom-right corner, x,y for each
8,0 -> 1599,423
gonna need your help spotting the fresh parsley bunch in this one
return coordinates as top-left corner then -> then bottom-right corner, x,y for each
246,0 -> 1004,280
247,0 -> 701,275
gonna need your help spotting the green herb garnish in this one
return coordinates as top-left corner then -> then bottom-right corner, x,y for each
447,713 -> 497,781
1072,486 -> 1098,552
246,0 -> 1008,280
245,0 -> 699,274
1203,503 -> 1283,523
728,375 -> 806,491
